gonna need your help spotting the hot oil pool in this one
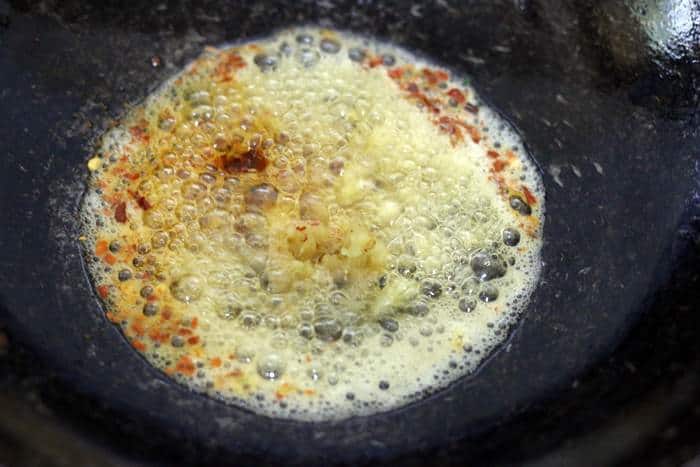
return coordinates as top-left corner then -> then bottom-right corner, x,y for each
81,27 -> 544,421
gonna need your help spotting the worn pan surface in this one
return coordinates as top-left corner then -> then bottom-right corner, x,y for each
1,1 -> 699,465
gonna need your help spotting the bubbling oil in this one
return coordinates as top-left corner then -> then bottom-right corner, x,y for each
81,27 -> 544,421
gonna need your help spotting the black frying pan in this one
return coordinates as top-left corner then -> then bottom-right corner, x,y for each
1,1 -> 700,465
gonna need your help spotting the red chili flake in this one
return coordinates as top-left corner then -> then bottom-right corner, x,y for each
219,146 -> 268,173
436,116 -> 482,145
295,225 -> 307,231
368,56 -> 383,68
114,202 -> 127,223
132,340 -> 146,352
161,307 -> 172,320
105,310 -> 120,324
522,186 -> 537,205
124,172 -> 140,181
97,285 -> 110,299
187,336 -> 199,345
422,68 -> 449,85
487,150 -> 500,159
129,122 -> 149,143
149,329 -> 169,343
136,196 -> 151,210
447,88 -> 466,104
95,240 -> 108,256
103,254 -> 117,265
190,317 -> 198,329
388,67 -> 403,79
437,116 -> 467,143
467,125 -> 481,143
408,88 -> 440,114
210,357 -> 222,368
227,368 -> 242,377
177,328 -> 193,336
214,51 -> 246,81
131,320 -> 145,336
175,356 -> 196,376
422,68 -> 437,84
493,160 -> 508,172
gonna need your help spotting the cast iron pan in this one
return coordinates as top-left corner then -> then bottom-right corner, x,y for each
1,1 -> 699,465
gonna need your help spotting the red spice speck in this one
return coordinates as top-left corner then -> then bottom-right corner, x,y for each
187,336 -> 199,345
522,185 -> 537,205
219,146 -> 268,173
114,202 -> 127,223
214,51 -> 246,82
406,85 -> 440,114
161,308 -> 172,320
368,56 -> 383,68
447,88 -> 466,104
95,240 -> 108,256
487,150 -> 500,159
175,356 -> 196,376
97,285 -> 110,299
129,122 -> 149,143
132,340 -> 146,352
149,329 -> 169,343
136,196 -> 151,210
388,67 -> 403,79
103,254 -> 117,265
493,160 -> 508,172
131,320 -> 145,336
105,310 -> 120,324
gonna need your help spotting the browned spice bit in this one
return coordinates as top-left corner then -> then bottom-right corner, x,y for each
220,146 -> 268,173
114,202 -> 127,223
136,196 -> 152,210
129,119 -> 150,143
493,160 -> 508,172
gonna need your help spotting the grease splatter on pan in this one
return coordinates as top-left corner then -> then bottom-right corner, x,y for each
81,27 -> 544,421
